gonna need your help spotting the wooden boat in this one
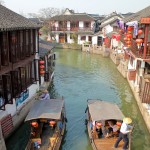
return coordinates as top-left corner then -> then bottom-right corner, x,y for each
25,98 -> 67,150
85,99 -> 132,150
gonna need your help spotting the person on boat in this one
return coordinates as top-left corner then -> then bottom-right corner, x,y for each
114,117 -> 133,150
106,120 -> 120,138
40,89 -> 50,100
95,122 -> 103,138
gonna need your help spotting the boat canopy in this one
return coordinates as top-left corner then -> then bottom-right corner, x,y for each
87,100 -> 124,121
25,99 -> 64,122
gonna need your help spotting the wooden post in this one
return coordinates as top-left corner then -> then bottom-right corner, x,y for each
143,24 -> 149,59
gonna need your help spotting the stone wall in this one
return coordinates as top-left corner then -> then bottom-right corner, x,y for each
117,60 -> 128,78
127,79 -> 150,133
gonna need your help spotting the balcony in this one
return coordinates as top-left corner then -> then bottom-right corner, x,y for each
51,27 -> 93,32
120,34 -> 150,60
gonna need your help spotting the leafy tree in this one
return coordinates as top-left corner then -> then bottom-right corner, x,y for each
71,33 -> 78,44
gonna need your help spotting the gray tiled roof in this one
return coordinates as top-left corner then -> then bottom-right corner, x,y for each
100,18 -> 117,28
0,5 -> 41,31
50,14 -> 95,21
39,39 -> 54,57
100,12 -> 123,23
123,5 -> 150,23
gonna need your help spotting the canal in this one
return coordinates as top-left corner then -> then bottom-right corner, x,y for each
6,48 -> 150,150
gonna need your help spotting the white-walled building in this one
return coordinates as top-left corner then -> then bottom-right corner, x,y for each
49,8 -> 97,44
92,12 -> 124,46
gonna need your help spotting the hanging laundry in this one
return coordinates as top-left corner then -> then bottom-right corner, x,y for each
126,21 -> 138,36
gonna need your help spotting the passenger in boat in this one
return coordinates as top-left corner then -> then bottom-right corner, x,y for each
105,120 -> 120,138
95,122 -> 103,138
114,117 -> 133,150
40,89 -> 50,100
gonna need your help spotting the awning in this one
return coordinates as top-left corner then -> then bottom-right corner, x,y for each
25,99 -> 64,121
87,100 -> 124,121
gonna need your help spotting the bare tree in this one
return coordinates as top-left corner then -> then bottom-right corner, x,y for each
28,13 -> 39,18
28,7 -> 65,19
28,7 -> 65,41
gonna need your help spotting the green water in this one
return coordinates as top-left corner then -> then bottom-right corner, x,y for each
6,49 -> 150,150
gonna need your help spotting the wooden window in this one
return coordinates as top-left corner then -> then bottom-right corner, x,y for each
20,31 -> 25,59
23,30 -> 27,57
70,21 -> 78,28
145,62 -> 150,74
20,67 -> 26,91
30,30 -> 34,55
32,29 -> 36,54
0,32 -> 2,69
25,63 -> 32,87
0,76 -> 5,110
25,30 -> 30,57
1,32 -> 9,66
32,60 -> 38,83
84,22 -> 90,28
2,74 -> 13,104
11,70 -> 21,97
9,31 -> 18,63
141,78 -> 150,103
81,36 -> 86,41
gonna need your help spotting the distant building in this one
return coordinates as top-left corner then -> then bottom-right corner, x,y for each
92,11 -> 124,46
49,8 -> 98,44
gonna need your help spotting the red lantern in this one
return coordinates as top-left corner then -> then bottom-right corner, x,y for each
39,60 -> 45,75
126,41 -> 131,45
39,60 -> 45,65
127,26 -> 133,33
119,29 -> 124,33
138,29 -> 143,35
40,70 -> 45,74
116,122 -> 122,127
126,34 -> 132,39
136,39 -> 143,45
31,122 -> 38,128
123,37 -> 128,41
40,65 -> 45,69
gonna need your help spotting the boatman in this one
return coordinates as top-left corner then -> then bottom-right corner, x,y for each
40,89 -> 50,100
114,117 -> 133,150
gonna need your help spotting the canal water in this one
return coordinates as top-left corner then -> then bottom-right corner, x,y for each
6,48 -> 150,150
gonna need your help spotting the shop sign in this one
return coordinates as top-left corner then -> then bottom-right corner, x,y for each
140,18 -> 150,24
16,90 -> 29,107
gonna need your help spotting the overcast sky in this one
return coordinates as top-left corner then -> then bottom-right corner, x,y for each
3,0 -> 150,16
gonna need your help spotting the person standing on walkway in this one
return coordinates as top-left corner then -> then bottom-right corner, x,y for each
114,117 -> 133,150
40,89 -> 50,100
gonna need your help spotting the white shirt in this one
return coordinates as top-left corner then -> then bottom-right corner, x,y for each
120,122 -> 132,134
41,93 -> 50,100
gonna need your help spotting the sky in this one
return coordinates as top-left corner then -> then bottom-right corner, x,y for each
2,0 -> 150,16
